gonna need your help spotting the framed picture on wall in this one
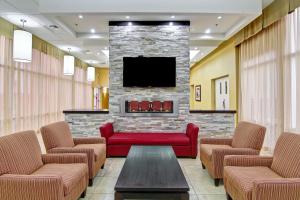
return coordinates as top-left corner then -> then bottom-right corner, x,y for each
195,85 -> 201,101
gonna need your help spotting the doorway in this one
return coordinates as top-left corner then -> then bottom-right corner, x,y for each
215,76 -> 229,110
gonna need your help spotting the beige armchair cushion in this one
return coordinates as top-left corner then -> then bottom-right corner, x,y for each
231,121 -> 266,150
224,166 -> 282,200
32,163 -> 88,196
271,132 -> 300,178
0,130 -> 43,175
200,144 -> 232,161
40,121 -> 75,150
74,143 -> 106,161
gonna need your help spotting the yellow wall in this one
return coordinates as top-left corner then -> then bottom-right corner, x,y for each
0,18 -> 14,39
92,68 -> 109,88
190,41 -> 237,110
92,68 -> 109,109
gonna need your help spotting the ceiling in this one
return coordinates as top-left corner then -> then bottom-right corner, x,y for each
0,0 -> 273,68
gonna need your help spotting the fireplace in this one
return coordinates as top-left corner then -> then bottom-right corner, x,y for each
125,100 -> 173,113
120,97 -> 178,117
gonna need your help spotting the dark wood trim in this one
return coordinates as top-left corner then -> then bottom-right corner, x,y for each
109,21 -> 190,26
63,109 -> 109,114
190,110 -> 236,114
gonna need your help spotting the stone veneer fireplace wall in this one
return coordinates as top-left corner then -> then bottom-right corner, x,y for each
109,22 -> 190,132
64,21 -> 236,138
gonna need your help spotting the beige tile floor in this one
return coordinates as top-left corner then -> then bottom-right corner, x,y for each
80,157 -> 227,200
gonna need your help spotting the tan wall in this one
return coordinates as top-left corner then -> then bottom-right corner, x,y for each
190,41 -> 237,110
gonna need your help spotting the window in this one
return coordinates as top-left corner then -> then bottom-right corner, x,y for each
0,35 -> 92,135
284,8 -> 300,132
239,19 -> 285,149
239,8 -> 300,151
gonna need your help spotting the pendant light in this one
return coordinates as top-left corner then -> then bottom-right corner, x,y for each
87,66 -> 95,82
13,19 -> 32,63
64,48 -> 75,75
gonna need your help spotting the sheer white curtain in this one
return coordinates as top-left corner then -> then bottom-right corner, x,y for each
0,35 -> 92,136
284,8 -> 300,132
0,35 -> 12,134
74,67 -> 92,109
239,19 -> 285,150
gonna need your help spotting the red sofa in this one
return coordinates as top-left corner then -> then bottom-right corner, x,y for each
100,123 -> 199,158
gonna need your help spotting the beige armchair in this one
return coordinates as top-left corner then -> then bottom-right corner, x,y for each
41,121 -> 106,186
200,121 -> 266,186
0,130 -> 88,200
224,132 -> 300,200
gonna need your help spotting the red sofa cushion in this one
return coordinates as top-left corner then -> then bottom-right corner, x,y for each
108,132 -> 190,146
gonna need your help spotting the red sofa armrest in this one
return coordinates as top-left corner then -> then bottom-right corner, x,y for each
100,123 -> 114,142
186,123 -> 199,158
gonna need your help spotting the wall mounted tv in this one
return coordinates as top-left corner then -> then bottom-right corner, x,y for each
123,56 -> 176,87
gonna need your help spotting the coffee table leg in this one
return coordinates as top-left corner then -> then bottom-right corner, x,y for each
180,192 -> 189,200
114,192 -> 123,200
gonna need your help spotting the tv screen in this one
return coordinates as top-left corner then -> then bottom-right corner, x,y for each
123,56 -> 176,87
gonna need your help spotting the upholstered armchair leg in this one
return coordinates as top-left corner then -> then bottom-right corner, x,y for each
81,189 -> 87,198
89,179 -> 93,186
101,163 -> 105,169
214,179 -> 220,186
226,193 -> 232,200
201,163 -> 206,169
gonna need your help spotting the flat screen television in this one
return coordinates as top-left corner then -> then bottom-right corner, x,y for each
123,56 -> 176,87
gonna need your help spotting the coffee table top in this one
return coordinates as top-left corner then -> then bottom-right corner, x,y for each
115,146 -> 189,192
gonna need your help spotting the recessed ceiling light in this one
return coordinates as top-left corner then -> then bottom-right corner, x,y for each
190,50 -> 200,60
85,50 -> 92,55
97,52 -> 100,55
57,45 -> 81,52
78,15 -> 83,19
101,50 -> 109,58
128,22 -> 132,26
194,47 -> 198,50
126,16 -> 130,19
171,15 -> 175,19
217,16 -> 222,19
49,24 -> 59,30
169,22 -> 173,26
205,28 -> 211,34
90,28 -> 95,33
85,60 -> 99,64
104,47 -> 108,50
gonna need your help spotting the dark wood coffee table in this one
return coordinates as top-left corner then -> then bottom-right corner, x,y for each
114,146 -> 189,200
